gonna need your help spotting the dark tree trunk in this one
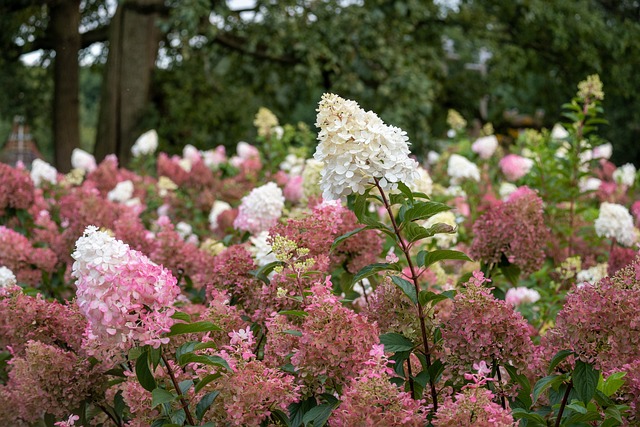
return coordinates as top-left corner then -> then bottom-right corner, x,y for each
50,0 -> 81,172
95,0 -> 162,166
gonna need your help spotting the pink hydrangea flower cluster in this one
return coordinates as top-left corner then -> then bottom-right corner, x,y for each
71,226 -> 180,363
470,186 -> 549,273
0,225 -> 58,286
433,381 -> 515,426
544,257 -> 640,371
0,162 -> 35,214
440,271 -> 535,378
233,182 -> 285,234
0,289 -> 86,355
499,153 -> 533,181
363,276 -> 421,340
267,279 -> 380,391
330,344 -> 427,427
0,340 -> 101,423
148,215 -> 217,288
204,329 -> 301,426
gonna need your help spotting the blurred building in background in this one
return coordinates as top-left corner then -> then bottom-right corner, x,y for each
0,116 -> 43,167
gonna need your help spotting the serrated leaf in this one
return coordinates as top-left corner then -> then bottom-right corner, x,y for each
548,349 -> 573,374
278,310 -> 309,317
178,353 -> 231,371
302,403 -> 335,427
391,275 -> 417,304
511,408 -> 548,426
416,249 -> 471,269
151,388 -> 176,408
351,263 -> 399,286
171,311 -> 191,322
167,321 -> 222,336
396,181 -> 414,204
403,201 -> 451,223
504,364 -> 532,408
574,360 -> 599,404
289,396 -> 317,427
135,351 -> 156,392
196,391 -> 219,421
418,289 -> 456,306
194,373 -> 222,394
600,371 -> 626,397
250,260 -> 285,284
533,374 -> 564,403
380,333 -> 414,353
331,227 -> 366,250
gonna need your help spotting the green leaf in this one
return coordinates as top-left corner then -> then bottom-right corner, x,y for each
302,403 -> 335,427
278,310 -> 309,317
404,221 -> 455,243
391,275 -> 417,304
331,227 -> 366,250
499,263 -> 521,286
283,329 -> 303,337
196,391 -> 219,421
289,396 -> 317,427
599,372 -> 626,397
250,260 -> 285,284
178,353 -> 231,371
379,333 -> 414,353
170,311 -> 191,322
178,379 -> 193,394
194,373 -> 222,394
396,181 -> 414,204
170,409 -> 186,425
548,349 -> 573,374
352,192 -> 370,223
504,364 -> 532,409
511,408 -> 548,426
351,263 -> 399,286
533,374 -> 565,403
403,201 -> 450,223
418,289 -> 456,306
574,360 -> 599,404
151,388 -> 176,408
416,249 -> 471,269
427,359 -> 445,383
167,321 -> 222,336
135,351 -> 157,392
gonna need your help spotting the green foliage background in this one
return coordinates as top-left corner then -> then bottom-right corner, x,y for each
1,0 -> 640,165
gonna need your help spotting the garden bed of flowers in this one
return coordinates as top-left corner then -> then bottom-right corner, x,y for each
1,75 -> 639,426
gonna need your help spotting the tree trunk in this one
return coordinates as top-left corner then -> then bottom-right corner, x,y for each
95,0 -> 162,166
50,0 -> 81,172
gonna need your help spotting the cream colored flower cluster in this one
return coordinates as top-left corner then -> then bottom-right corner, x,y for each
314,93 -> 419,200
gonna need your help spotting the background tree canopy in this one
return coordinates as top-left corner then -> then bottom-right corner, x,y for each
1,0 -> 639,170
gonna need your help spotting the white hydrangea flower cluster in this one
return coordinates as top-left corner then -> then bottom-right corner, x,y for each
498,182 -> 518,200
613,163 -> 637,187
249,231 -> 278,267
279,153 -> 306,176
594,202 -> 636,247
576,262 -> 609,286
447,154 -> 480,184
592,143 -> 612,160
233,182 -> 285,234
71,148 -> 97,173
0,266 -> 17,288
107,180 -> 134,203
409,166 -> 433,196
579,177 -> 602,193
209,200 -> 232,230
505,287 -> 541,306
131,129 -> 158,157
551,124 -> 570,140
30,158 -> 58,187
313,93 -> 419,200
471,135 -> 498,159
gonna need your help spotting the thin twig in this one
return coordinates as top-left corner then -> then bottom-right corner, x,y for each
161,353 -> 197,426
